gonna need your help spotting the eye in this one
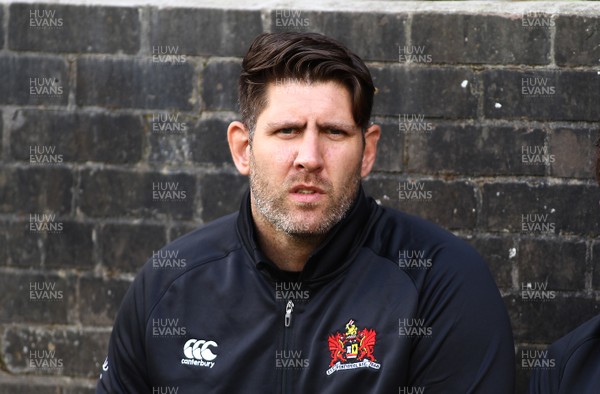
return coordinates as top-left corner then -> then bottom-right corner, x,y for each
279,128 -> 296,135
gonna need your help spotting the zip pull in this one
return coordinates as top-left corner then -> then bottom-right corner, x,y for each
284,300 -> 294,327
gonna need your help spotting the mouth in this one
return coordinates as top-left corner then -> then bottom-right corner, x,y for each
290,185 -> 325,194
289,185 -> 326,203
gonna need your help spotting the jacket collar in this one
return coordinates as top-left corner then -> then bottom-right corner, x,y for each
236,185 -> 375,285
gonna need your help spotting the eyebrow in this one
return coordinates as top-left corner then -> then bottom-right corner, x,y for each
265,121 -> 359,132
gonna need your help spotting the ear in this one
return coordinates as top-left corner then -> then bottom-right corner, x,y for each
227,121 -> 250,175
361,124 -> 381,177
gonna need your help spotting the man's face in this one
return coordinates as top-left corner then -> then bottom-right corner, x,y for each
248,80 -> 367,237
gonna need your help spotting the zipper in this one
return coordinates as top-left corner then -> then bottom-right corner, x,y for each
281,299 -> 294,393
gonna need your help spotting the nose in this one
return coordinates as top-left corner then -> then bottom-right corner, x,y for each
293,129 -> 324,172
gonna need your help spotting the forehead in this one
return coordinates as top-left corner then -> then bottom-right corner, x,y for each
256,80 -> 355,126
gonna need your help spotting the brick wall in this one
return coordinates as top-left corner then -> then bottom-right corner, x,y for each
0,1 -> 599,392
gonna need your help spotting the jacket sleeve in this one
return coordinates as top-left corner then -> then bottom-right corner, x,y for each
409,243 -> 515,394
96,272 -> 151,393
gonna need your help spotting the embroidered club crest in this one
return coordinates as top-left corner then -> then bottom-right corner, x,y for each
326,319 -> 381,375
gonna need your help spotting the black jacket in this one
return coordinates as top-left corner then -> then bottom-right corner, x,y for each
529,314 -> 600,393
97,188 -> 515,393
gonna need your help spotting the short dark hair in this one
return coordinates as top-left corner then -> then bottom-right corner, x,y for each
238,32 -> 375,134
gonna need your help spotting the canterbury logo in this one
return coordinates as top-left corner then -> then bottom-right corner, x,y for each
181,339 -> 218,368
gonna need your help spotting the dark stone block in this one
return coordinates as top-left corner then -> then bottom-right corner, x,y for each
0,167 -> 72,215
363,176 -> 477,230
0,55 -> 68,105
199,173 -> 247,222
406,123 -> 547,176
3,221 -> 43,268
79,169 -> 196,220
549,127 -> 596,179
45,221 -> 94,269
466,235 -> 515,289
505,295 -> 599,343
371,66 -> 478,118
150,8 -> 262,57
412,13 -> 551,65
481,183 -> 599,236
9,4 -> 139,54
372,117 -> 404,173
555,15 -> 600,67
190,116 -> 235,166
79,276 -> 131,325
518,238 -> 587,291
99,222 -> 166,274
76,57 -> 194,110
201,60 -> 241,111
10,110 -> 144,164
2,326 -> 109,378
0,272 -> 74,324
483,70 -> 600,121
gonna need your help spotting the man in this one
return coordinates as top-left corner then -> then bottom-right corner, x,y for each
97,32 -> 515,393
528,141 -> 600,393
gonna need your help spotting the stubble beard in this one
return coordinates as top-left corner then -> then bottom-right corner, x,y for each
248,149 -> 361,238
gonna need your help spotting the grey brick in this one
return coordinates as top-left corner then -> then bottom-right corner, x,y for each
372,117 -> 404,173
371,66 -> 477,118
483,70 -> 600,121
481,183 -> 599,236
2,327 -> 109,378
79,169 -> 196,220
505,295 -> 598,343
363,177 -> 477,230
0,55 -> 68,105
412,13 -> 551,65
3,221 -> 43,268
555,16 -> 600,67
99,223 -> 166,274
549,127 -> 596,179
406,123 -> 546,176
169,223 -> 199,242
146,111 -> 194,165
190,117 -> 234,166
466,235 -> 514,289
592,242 -> 600,290
9,4 -> 139,54
0,6 -> 4,49
270,11 -> 407,62
0,272 -> 74,324
200,173 -> 247,222
10,110 -> 144,164
76,57 -> 194,110
518,239 -> 586,291
150,8 -> 261,57
79,276 -> 131,325
201,60 -> 241,111
0,167 -> 73,215
0,380 -> 61,394
45,221 -> 93,269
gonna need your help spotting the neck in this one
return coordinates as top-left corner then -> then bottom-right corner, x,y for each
250,203 -> 326,272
